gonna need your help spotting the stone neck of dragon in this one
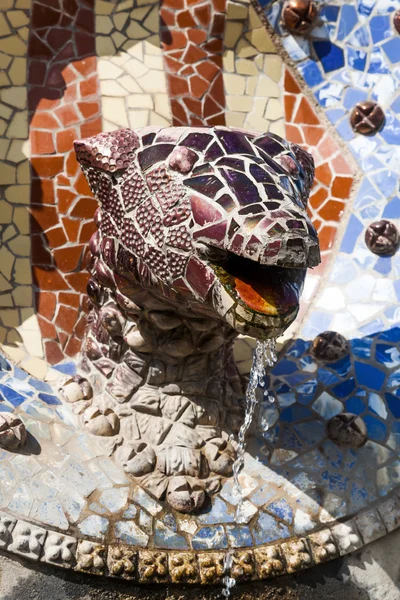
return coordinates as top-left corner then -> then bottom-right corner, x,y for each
60,125 -> 320,514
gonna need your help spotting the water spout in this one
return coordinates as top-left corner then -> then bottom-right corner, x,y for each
223,339 -> 277,597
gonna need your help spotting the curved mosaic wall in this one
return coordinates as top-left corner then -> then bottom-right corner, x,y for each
0,0 -> 399,587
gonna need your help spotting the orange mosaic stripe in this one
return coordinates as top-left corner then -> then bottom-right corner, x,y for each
284,69 -> 354,259
160,0 -> 226,126
28,0 -> 101,365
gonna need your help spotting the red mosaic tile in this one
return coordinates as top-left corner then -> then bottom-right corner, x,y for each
65,272 -> 90,294
65,336 -> 82,357
70,197 -> 97,218
30,130 -> 55,155
45,227 -> 68,249
282,65 -> 357,314
56,127 -> 78,153
31,178 -> 55,205
33,267 -> 70,291
74,314 -> 87,338
331,176 -> 353,199
59,291 -> 81,308
44,340 -> 65,365
35,291 -> 56,321
160,0 -> 226,125
55,305 -> 78,335
28,0 -> 101,363
30,206 -> 60,233
62,217 -> 80,242
30,156 -> 64,178
37,316 -> 57,340
53,245 -> 85,272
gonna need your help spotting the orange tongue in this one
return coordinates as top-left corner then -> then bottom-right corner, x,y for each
235,278 -> 278,315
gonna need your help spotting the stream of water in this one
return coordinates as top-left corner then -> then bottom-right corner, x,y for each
222,338 -> 277,598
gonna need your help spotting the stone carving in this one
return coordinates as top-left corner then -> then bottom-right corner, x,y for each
42,533 -> 77,568
281,539 -> 312,573
0,413 -> 27,450
0,512 -> 16,548
71,126 -> 319,512
108,546 -> 137,579
331,522 -> 362,555
308,530 -> 338,564
198,552 -> 225,584
8,521 -> 47,561
254,546 -> 286,579
231,550 -> 256,581
169,552 -> 199,584
83,406 -> 119,436
138,550 -> 168,583
75,540 -> 106,575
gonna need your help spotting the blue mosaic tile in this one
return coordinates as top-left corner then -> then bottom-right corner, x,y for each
354,362 -> 385,391
385,393 -> 400,419
78,515 -> 109,539
382,37 -> 400,63
162,513 -> 177,531
346,395 -> 367,415
364,414 -> 387,442
370,14 -> 392,44
279,405 -> 313,423
348,23 -> 371,46
226,525 -> 253,548
198,497 -> 235,525
154,521 -> 188,550
52,362 -> 76,375
0,384 -> 26,407
13,367 -> 28,380
38,393 -> 61,406
332,378 -> 356,399
28,378 -> 52,392
114,521 -> 148,546
253,512 -> 290,545
368,393 -> 388,419
343,87 -> 369,110
383,196 -> 400,219
313,41 -> 345,72
320,5 -> 340,22
376,344 -> 400,368
347,47 -> 367,70
337,4 -> 358,40
266,499 -> 293,524
298,60 -> 324,86
99,487 -> 129,513
369,48 -> 391,73
192,526 -> 228,550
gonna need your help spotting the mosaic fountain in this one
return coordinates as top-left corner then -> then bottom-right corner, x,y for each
1,0 -> 400,597
0,122 -> 399,590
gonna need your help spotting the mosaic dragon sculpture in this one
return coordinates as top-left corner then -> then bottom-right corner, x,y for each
60,127 -> 320,513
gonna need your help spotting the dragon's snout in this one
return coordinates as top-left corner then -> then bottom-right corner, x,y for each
75,126 -> 320,340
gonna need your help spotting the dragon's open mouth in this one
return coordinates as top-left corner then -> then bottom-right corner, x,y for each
210,251 -> 306,320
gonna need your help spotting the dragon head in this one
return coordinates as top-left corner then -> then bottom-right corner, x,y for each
75,126 -> 320,340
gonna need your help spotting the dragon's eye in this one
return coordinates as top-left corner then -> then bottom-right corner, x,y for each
197,243 -> 229,264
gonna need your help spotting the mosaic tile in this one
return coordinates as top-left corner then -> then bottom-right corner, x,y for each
96,0 -> 171,133
26,0 -> 102,365
0,0 -> 399,584
258,0 -> 400,344
223,0 -> 284,135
